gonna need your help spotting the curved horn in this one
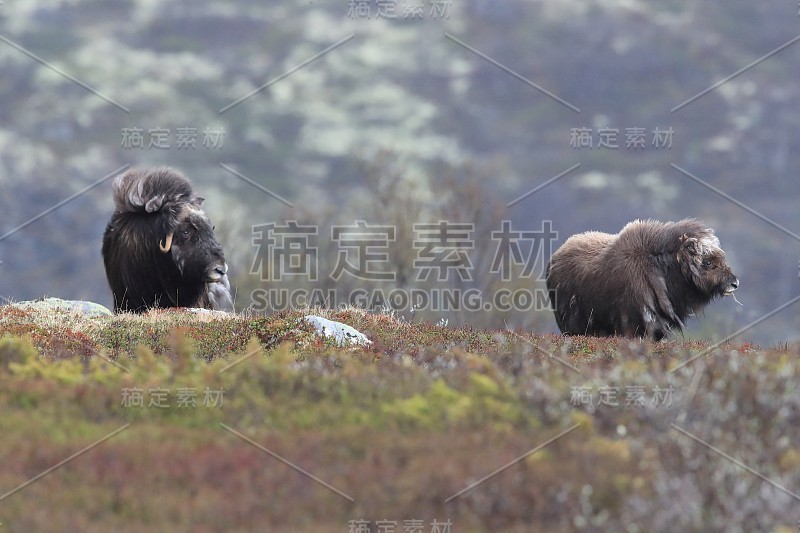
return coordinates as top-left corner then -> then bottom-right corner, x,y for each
159,231 -> 174,253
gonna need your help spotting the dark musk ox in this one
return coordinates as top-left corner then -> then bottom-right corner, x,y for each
102,167 -> 234,313
545,219 -> 739,340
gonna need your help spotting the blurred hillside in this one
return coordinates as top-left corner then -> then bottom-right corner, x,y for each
1,0 -> 799,343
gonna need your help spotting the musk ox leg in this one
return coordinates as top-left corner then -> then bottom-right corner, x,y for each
557,294 -> 579,334
641,307 -> 670,341
560,296 -> 597,336
552,292 -> 572,333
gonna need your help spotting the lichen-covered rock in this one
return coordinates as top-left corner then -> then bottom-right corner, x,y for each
10,298 -> 112,317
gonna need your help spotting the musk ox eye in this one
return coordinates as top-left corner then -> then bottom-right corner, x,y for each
702,259 -> 713,268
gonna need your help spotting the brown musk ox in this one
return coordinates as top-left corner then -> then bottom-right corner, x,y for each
545,219 -> 738,340
102,167 -> 233,313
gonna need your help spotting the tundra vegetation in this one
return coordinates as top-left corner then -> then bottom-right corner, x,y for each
0,305 -> 797,532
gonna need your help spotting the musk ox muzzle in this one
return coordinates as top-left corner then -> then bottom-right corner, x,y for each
101,167 -> 234,313
545,219 -> 738,340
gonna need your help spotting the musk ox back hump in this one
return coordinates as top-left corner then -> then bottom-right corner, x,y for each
546,219 -> 738,340
102,167 -> 233,313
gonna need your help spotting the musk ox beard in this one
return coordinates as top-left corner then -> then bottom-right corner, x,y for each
101,167 -> 234,313
545,219 -> 739,340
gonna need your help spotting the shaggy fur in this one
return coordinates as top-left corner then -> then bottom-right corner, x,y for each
102,167 -> 233,313
546,219 -> 738,340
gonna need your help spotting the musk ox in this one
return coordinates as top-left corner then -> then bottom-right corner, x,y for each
546,219 -> 739,340
101,167 -> 234,313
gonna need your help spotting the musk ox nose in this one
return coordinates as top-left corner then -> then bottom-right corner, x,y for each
724,277 -> 739,295
208,262 -> 228,281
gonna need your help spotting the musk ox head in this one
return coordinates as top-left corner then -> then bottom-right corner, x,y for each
102,167 -> 234,313
676,232 -> 739,299
546,219 -> 738,340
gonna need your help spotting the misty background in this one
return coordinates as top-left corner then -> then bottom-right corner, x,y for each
1,0 -> 798,344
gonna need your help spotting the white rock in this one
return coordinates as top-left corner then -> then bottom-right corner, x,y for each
303,315 -> 371,347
